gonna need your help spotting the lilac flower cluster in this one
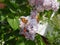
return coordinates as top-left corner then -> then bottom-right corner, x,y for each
19,10 -> 48,40
28,0 -> 59,12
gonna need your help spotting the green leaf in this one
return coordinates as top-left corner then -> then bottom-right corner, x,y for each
1,15 -> 5,21
7,18 -> 19,30
9,8 -> 16,14
16,42 -> 25,45
25,40 -> 36,45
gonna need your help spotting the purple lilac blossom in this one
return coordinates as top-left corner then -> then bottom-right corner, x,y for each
28,0 -> 59,12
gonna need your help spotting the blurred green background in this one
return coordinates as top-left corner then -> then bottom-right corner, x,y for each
0,0 -> 60,45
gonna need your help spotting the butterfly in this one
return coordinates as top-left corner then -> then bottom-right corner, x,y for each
21,18 -> 28,24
